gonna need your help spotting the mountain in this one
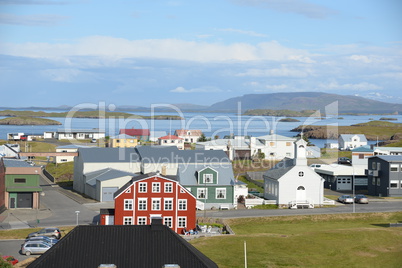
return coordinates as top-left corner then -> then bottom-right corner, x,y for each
208,92 -> 402,114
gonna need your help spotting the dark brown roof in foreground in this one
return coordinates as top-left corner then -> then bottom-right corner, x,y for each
28,220 -> 218,268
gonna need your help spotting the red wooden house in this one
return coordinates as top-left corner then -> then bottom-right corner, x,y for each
101,173 -> 196,234
119,129 -> 150,141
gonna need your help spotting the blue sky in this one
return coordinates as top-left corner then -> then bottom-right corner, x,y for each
1,0 -> 401,107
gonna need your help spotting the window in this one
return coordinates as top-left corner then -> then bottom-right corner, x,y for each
139,182 -> 147,193
390,164 -> 399,172
270,152 -> 275,156
390,180 -> 399,188
372,162 -> 377,170
14,178 -> 26,183
116,139 -> 120,143
152,182 -> 160,193
164,198 -> 173,210
377,179 -> 380,186
297,186 -> 305,190
178,217 -> 186,228
165,182 -> 173,193
299,171 -> 304,177
126,188 -> 131,193
61,159 -> 68,162
286,142 -> 292,146
123,217 -> 133,225
138,198 -> 147,210
152,198 -> 161,210
138,217 -> 147,225
359,154 -> 364,159
124,199 -> 133,210
270,142 -> 275,146
216,188 -> 226,199
203,174 -> 213,184
197,188 -> 207,199
164,217 -> 172,228
178,199 -> 187,210
286,153 -> 291,157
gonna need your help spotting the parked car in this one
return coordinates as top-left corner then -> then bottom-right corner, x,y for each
27,227 -> 61,239
338,157 -> 351,165
25,236 -> 59,245
2,255 -> 18,265
309,164 -> 322,169
21,241 -> 52,256
91,138 -> 97,143
338,195 -> 354,204
355,194 -> 369,204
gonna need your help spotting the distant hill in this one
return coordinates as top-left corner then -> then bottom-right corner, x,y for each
208,92 -> 402,114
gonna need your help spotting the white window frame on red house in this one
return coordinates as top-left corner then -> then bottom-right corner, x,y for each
139,182 -> 147,193
152,198 -> 161,210
152,182 -> 160,193
124,199 -> 133,210
164,198 -> 173,210
123,217 -> 133,225
178,217 -> 187,228
164,217 -> 173,228
138,198 -> 147,210
178,199 -> 187,210
137,217 -> 147,225
165,182 -> 173,193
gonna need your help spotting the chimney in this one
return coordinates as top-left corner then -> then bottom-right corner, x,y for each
161,165 -> 167,176
151,217 -> 164,231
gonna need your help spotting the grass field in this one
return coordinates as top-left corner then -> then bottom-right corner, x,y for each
190,212 -> 402,268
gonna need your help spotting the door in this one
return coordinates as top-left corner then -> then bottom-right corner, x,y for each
296,186 -> 306,201
18,192 -> 33,208
105,215 -> 114,225
102,187 -> 118,202
10,197 -> 16,208
336,177 -> 352,190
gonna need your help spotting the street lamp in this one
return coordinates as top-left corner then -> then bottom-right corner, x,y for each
75,211 -> 80,225
352,166 -> 355,213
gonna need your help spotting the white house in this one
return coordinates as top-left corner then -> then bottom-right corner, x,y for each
250,133 -> 296,160
174,129 -> 202,143
263,139 -> 324,208
373,146 -> 402,156
55,144 -> 93,164
158,134 -> 184,150
338,134 -> 367,150
196,136 -> 251,160
54,129 -> 105,140
149,131 -> 167,142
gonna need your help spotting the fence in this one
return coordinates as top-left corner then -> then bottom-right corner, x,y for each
42,168 -> 55,183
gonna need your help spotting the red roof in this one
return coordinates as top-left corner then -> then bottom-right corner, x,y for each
120,129 -> 150,136
158,135 -> 183,140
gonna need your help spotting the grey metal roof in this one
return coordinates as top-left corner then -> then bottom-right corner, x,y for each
28,224 -> 218,268
263,158 -> 295,180
85,168 -> 137,186
177,150 -> 230,164
197,138 -> 250,149
374,155 -> 402,162
78,147 -> 141,163
177,163 -> 235,186
339,134 -> 367,142
351,145 -> 373,152
135,145 -> 180,162
3,159 -> 33,168
57,144 -> 93,149
109,134 -> 136,139
256,134 -> 297,141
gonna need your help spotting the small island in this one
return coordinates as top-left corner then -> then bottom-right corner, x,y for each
278,118 -> 300,122
379,117 -> 398,121
0,116 -> 62,125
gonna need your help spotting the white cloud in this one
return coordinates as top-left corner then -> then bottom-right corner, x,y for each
170,86 -> 222,93
41,68 -> 95,82
350,55 -> 372,63
318,81 -> 382,91
236,65 -> 312,78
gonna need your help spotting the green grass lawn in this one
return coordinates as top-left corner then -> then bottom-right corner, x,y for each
190,212 -> 402,268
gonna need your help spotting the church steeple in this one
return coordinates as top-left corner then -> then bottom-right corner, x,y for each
294,138 -> 307,166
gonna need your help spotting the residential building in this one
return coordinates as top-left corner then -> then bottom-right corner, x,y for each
174,129 -> 203,143
351,145 -> 374,166
373,146 -> 402,156
306,145 -> 321,158
109,134 -> 138,148
367,155 -> 402,197
338,134 -> 367,150
158,134 -> 184,150
263,139 -> 324,208
196,136 -> 251,160
104,173 -> 196,235
27,221 -> 218,268
0,159 -> 42,210
324,142 -> 339,149
251,133 -> 297,160
55,144 -> 92,164
119,128 -> 150,141
47,129 -> 105,140
0,144 -> 20,158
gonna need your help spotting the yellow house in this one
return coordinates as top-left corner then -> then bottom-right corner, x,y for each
109,134 -> 138,148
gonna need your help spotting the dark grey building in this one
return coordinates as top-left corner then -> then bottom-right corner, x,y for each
367,155 -> 402,197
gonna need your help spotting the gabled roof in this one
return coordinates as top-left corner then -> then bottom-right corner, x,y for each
120,129 -> 150,136
3,159 -> 33,168
177,163 -> 234,186
85,168 -> 137,186
109,134 -> 137,139
28,223 -> 218,268
339,134 -> 367,142
159,134 -> 183,140
78,148 -> 140,163
175,129 -> 203,136
263,158 -> 295,180
351,145 -> 373,152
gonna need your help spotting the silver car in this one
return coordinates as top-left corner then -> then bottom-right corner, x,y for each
21,241 -> 52,256
338,195 -> 354,204
25,236 -> 58,245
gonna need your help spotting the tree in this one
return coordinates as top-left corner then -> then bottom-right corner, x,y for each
198,133 -> 208,142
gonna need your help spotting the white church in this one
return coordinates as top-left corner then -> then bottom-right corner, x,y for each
263,138 -> 324,208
